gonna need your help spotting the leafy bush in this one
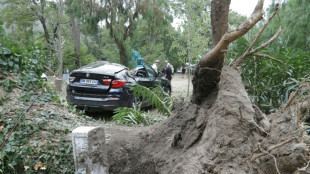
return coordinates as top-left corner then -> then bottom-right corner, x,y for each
0,118 -> 74,174
113,105 -> 156,125
0,40 -> 46,76
0,40 -> 76,173
228,37 -> 310,113
112,84 -> 172,125
131,85 -> 172,116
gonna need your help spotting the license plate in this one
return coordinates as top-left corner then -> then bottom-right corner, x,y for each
80,79 -> 98,84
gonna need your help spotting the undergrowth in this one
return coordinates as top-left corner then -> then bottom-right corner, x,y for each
0,42 -> 77,173
112,85 -> 172,125
0,118 -> 74,174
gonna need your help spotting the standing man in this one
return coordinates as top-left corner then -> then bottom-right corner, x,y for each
152,60 -> 160,73
181,65 -> 186,79
165,64 -> 173,92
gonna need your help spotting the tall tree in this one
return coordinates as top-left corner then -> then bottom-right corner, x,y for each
57,0 -> 63,78
131,0 -> 173,65
66,0 -> 82,68
103,0 -> 143,65
1,0 -> 58,56
192,0 -> 231,104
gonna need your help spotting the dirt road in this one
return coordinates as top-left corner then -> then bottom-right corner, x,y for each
171,73 -> 193,98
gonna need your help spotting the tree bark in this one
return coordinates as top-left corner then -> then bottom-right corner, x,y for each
32,0 -> 53,47
211,0 -> 230,48
70,12 -> 81,68
117,41 -> 127,65
192,0 -> 264,104
192,0 -> 230,104
57,0 -> 63,78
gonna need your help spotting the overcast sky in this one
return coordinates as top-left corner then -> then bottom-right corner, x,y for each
230,0 -> 273,16
172,0 -> 275,28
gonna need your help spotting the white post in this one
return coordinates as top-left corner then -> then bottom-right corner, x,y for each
72,126 -> 109,174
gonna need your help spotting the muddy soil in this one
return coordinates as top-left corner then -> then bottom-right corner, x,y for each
104,66 -> 310,174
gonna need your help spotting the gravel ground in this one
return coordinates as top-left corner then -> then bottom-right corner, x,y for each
171,73 -> 193,98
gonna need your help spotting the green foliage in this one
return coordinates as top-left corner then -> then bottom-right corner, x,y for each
131,85 -> 172,116
0,118 -> 74,174
113,106 -> 156,125
0,79 -> 17,92
236,46 -> 310,113
226,1 -> 310,114
0,40 -> 46,76
63,41 -> 97,71
265,0 -> 310,50
112,84 -> 172,125
0,95 -> 9,105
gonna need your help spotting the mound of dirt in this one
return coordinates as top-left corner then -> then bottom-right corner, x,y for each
106,66 -> 310,174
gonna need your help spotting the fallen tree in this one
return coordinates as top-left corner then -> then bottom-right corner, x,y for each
103,0 -> 310,173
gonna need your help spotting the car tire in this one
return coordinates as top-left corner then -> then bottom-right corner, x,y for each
164,86 -> 171,94
130,96 -> 142,108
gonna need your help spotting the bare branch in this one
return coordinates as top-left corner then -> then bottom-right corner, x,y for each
282,75 -> 310,111
299,160 -> 310,171
250,137 -> 297,162
199,0 -> 264,67
231,4 -> 280,68
253,53 -> 283,64
250,27 -> 282,54
246,5 -> 279,53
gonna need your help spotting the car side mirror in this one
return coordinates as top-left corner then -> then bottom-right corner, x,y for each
158,72 -> 163,77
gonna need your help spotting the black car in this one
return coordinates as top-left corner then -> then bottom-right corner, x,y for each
66,61 -> 171,111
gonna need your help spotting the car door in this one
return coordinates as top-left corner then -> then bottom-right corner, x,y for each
143,64 -> 161,88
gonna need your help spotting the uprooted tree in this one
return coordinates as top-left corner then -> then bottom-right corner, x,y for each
103,0 -> 310,173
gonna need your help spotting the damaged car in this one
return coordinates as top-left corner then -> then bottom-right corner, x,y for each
66,61 -> 171,111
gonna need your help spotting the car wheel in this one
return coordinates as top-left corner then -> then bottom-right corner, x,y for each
130,96 -> 142,108
164,86 -> 171,93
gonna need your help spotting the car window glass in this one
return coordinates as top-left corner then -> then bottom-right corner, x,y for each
144,64 -> 157,77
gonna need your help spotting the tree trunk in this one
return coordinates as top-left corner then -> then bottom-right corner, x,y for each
57,0 -> 63,79
106,66 -> 308,174
192,0 -> 230,104
69,12 -> 81,68
39,17 -> 52,47
103,1 -> 309,173
118,43 -> 127,66
75,17 -> 81,67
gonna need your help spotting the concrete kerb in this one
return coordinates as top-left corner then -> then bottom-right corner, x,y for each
72,126 -> 109,174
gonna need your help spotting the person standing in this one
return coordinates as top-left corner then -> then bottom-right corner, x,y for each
165,64 -> 173,92
181,65 -> 186,79
152,60 -> 160,73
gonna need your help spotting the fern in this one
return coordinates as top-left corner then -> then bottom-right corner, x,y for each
112,105 -> 155,125
131,84 -> 172,116
112,84 -> 172,125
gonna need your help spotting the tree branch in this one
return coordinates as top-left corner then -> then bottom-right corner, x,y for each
253,53 -> 283,64
231,4 -> 280,68
249,27 -> 282,55
199,0 -> 264,67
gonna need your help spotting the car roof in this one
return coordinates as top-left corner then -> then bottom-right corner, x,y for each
72,61 -> 128,76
